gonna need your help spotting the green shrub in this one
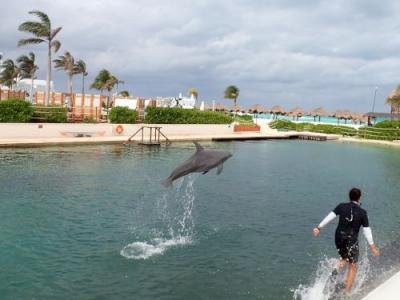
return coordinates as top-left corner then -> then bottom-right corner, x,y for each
269,120 -> 357,136
269,120 -> 298,130
374,120 -> 400,129
109,106 -> 138,124
32,105 -> 67,123
83,116 -> 98,123
232,114 -> 254,124
144,107 -> 233,124
0,99 -> 34,122
358,127 -> 400,141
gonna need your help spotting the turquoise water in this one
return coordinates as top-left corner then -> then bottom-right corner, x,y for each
256,113 -> 387,125
1,141 -> 400,299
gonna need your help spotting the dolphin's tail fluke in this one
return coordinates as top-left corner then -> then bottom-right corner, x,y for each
161,178 -> 173,188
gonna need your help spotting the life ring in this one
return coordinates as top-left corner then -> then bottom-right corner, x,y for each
115,125 -> 124,134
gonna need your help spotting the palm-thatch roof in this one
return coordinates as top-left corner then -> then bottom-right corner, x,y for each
310,107 -> 329,117
230,104 -> 245,113
387,87 -> 400,103
350,112 -> 368,122
215,103 -> 228,112
270,105 -> 286,114
333,110 -> 352,119
288,106 -> 304,116
248,104 -> 266,113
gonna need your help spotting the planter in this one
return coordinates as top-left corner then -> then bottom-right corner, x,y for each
234,124 -> 260,132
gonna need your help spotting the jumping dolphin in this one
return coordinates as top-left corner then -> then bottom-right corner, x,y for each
161,141 -> 233,187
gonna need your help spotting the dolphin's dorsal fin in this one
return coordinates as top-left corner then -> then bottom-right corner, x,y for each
193,141 -> 204,152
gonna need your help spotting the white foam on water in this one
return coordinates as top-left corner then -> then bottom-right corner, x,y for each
293,251 -> 371,300
120,236 -> 192,259
121,175 -> 198,260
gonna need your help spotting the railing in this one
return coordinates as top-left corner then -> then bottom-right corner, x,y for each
125,126 -> 171,145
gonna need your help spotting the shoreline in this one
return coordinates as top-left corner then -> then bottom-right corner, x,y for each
0,123 -> 399,148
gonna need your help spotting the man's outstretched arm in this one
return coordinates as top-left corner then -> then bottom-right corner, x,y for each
363,227 -> 380,256
313,211 -> 337,236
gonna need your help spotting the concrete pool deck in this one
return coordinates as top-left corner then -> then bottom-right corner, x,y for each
362,271 -> 400,300
0,123 -> 342,147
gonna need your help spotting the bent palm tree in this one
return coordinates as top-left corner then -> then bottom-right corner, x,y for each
224,85 -> 240,106
73,59 -> 88,95
91,69 -> 123,111
18,10 -> 62,105
16,52 -> 38,102
187,88 -> 198,99
0,59 -> 19,90
53,51 -> 75,96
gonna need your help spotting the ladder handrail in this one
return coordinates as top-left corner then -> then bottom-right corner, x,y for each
124,126 -> 171,145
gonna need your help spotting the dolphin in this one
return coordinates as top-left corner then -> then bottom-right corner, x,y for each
161,141 -> 233,187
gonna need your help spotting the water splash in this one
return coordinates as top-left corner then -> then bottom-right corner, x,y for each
121,175 -> 197,260
293,250 -> 371,300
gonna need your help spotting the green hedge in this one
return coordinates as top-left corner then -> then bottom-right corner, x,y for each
269,120 -> 357,136
145,107 -> 233,124
109,106 -> 138,124
0,99 -> 34,122
358,127 -> 400,141
32,105 -> 68,123
374,120 -> 400,129
232,114 -> 254,124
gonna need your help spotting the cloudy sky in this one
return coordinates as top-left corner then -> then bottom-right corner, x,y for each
1,0 -> 400,111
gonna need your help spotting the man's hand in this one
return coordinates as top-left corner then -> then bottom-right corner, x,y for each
370,244 -> 380,256
313,227 -> 320,237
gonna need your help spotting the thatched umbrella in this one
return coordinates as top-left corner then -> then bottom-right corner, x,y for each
350,112 -> 368,124
310,107 -> 329,122
387,87 -> 400,114
333,110 -> 352,124
215,103 -> 228,112
288,107 -> 305,120
248,104 -> 266,114
270,105 -> 286,119
230,104 -> 245,113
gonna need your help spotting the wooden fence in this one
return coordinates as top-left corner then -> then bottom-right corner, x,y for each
0,88 -> 27,101
34,92 -> 106,122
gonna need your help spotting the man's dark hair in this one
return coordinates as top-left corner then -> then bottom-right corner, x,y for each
349,188 -> 361,201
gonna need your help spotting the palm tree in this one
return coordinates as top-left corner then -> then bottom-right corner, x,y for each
90,69 -> 123,111
386,85 -> 400,117
118,90 -> 130,97
16,52 -> 38,102
187,88 -> 198,99
53,51 -> 75,96
224,85 -> 240,106
0,59 -> 19,90
73,59 -> 88,95
18,10 -> 62,105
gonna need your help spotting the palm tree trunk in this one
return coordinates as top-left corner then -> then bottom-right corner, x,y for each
81,74 -> 85,96
30,76 -> 34,103
46,43 -> 51,106
68,73 -> 73,97
234,97 -> 237,106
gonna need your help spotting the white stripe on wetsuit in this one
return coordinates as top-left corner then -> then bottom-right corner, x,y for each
318,211 -> 337,229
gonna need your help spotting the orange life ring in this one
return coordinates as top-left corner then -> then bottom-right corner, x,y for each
116,125 -> 124,134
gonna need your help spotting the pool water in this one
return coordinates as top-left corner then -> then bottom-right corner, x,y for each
1,141 -> 400,299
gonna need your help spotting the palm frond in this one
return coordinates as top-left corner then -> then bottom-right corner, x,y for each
17,38 -> 45,47
29,10 -> 51,28
51,40 -> 61,52
18,21 -> 49,37
51,27 -> 62,40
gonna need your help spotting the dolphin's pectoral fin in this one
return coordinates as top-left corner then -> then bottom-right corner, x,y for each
202,171 -> 208,174
217,163 -> 223,175
193,141 -> 204,152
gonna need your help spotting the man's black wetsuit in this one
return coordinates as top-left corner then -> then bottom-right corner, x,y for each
333,202 -> 369,263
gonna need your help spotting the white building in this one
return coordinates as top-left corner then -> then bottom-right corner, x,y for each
156,93 -> 197,109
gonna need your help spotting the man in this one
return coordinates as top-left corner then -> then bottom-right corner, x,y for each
313,188 -> 380,293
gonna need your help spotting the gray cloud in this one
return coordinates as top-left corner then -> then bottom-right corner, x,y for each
1,0 -> 400,111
